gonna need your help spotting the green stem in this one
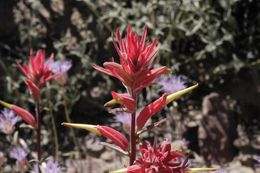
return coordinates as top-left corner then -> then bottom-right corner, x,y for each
47,84 -> 59,159
62,88 -> 81,153
50,107 -> 59,159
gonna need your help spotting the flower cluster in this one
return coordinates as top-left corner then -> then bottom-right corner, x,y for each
157,75 -> 186,94
10,146 -> 29,172
17,49 -> 72,100
31,159 -> 60,173
128,139 -> 187,173
93,26 -> 169,94
16,50 -> 57,100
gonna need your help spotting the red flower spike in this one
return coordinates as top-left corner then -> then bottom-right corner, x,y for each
93,26 -> 167,93
112,140 -> 217,173
97,125 -> 129,151
0,100 -> 36,127
111,92 -> 135,112
137,94 -> 167,129
131,140 -> 186,173
17,49 -> 58,88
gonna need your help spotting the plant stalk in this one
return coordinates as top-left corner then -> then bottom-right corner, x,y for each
129,91 -> 137,165
35,101 -> 41,173
47,84 -> 59,159
130,111 -> 136,165
62,88 -> 81,153
50,107 -> 59,160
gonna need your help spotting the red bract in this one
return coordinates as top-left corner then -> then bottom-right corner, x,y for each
97,125 -> 129,151
11,105 -> 36,128
0,100 -> 36,127
137,94 -> 167,129
62,123 -> 129,151
93,26 -> 169,93
129,140 -> 187,173
111,92 -> 135,112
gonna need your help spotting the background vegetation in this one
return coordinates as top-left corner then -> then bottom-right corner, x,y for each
0,0 -> 259,172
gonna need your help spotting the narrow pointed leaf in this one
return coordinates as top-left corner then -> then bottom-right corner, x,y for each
62,123 -> 129,151
104,99 -> 118,107
166,83 -> 199,104
188,168 -> 218,173
109,168 -> 127,173
62,123 -> 101,135
0,100 -> 12,108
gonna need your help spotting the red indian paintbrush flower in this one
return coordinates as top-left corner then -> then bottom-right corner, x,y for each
93,26 -> 169,93
17,49 -> 60,99
127,139 -> 186,173
111,139 -> 217,173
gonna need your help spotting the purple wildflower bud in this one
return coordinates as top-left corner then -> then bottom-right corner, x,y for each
157,75 -> 186,94
0,108 -> 21,134
10,147 -> 29,172
42,159 -> 60,173
115,112 -> 131,134
50,60 -> 72,85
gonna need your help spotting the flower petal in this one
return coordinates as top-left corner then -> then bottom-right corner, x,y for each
92,64 -> 114,76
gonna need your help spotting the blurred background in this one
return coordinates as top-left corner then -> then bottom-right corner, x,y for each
0,0 -> 259,172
